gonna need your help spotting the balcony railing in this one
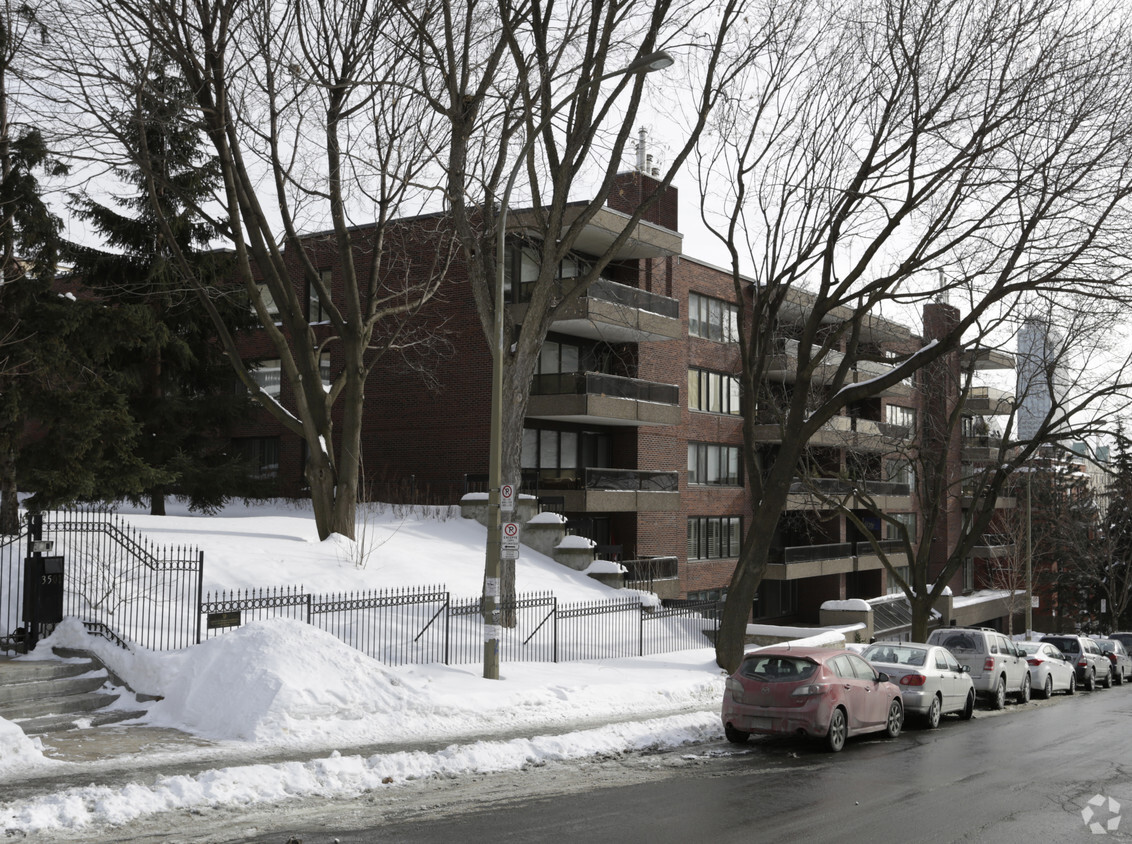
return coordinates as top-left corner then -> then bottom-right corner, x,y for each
789,478 -> 911,497
855,539 -> 906,556
518,276 -> 680,318
530,372 -> 679,405
622,556 -> 679,583
585,467 -> 678,492
783,542 -> 853,564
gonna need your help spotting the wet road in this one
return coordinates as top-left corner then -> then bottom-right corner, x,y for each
274,683 -> 1132,844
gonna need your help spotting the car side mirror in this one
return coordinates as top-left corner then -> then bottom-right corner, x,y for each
958,665 -> 970,673
876,672 -> 890,683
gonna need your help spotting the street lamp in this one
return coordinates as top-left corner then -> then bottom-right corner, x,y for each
482,50 -> 674,679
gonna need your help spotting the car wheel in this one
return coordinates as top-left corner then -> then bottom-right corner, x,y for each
1017,672 -> 1031,703
826,707 -> 847,752
724,724 -> 750,745
1101,669 -> 1113,689
959,690 -> 975,720
991,676 -> 1007,710
924,694 -> 942,729
1086,670 -> 1096,692
885,699 -> 903,738
1067,674 -> 1076,695
1042,675 -> 1054,699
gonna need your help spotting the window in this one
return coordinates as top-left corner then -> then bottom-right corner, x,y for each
687,588 -> 727,603
252,359 -> 282,397
754,579 -> 798,619
885,404 -> 917,430
688,368 -> 741,415
887,565 -> 910,595
522,428 -> 579,471
234,437 -> 280,478
885,512 -> 917,542
309,270 -> 331,323
689,293 -> 739,343
962,556 -> 975,592
503,242 -> 540,302
319,352 -> 331,389
687,442 -> 741,486
254,283 -> 280,323
687,516 -> 741,560
886,459 -> 915,490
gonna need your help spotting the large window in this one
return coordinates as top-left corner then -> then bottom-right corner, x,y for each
687,442 -> 742,486
252,359 -> 282,397
254,284 -> 280,324
689,293 -> 739,343
234,437 -> 280,478
309,270 -> 331,323
687,516 -> 742,560
754,579 -> 798,619
885,404 -> 917,430
522,428 -> 579,472
688,368 -> 741,415
885,512 -> 917,542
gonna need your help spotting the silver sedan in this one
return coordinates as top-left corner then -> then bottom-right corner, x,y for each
1018,640 -> 1077,697
862,642 -> 976,728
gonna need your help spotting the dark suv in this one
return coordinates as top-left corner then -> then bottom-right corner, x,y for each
1040,635 -> 1111,691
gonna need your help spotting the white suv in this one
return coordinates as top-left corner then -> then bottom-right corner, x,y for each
927,627 -> 1031,709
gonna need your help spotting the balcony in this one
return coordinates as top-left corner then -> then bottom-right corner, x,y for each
961,434 -> 1005,463
527,371 -> 681,427
785,477 -> 912,510
964,385 -> 1014,416
536,467 -> 680,513
961,346 -> 1016,371
765,340 -> 911,398
972,534 -> 1016,557
520,278 -> 681,343
751,414 -> 911,452
765,539 -> 909,579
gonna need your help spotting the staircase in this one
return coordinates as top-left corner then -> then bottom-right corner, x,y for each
0,652 -> 147,736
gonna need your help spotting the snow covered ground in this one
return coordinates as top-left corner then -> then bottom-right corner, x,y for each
0,499 -> 735,836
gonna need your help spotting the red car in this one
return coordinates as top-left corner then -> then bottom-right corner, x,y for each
722,646 -> 904,752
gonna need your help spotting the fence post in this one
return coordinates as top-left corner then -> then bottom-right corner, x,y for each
305,592 -> 312,625
639,602 -> 645,657
444,591 -> 450,666
195,551 -> 205,645
553,596 -> 558,663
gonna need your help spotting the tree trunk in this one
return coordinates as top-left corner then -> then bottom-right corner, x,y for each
149,490 -> 166,516
0,427 -> 18,535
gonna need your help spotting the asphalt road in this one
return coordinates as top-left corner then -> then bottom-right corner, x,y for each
255,683 -> 1132,844
26,682 -> 1132,843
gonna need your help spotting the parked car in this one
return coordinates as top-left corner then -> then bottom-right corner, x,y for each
1107,632 -> 1132,652
1039,635 -> 1111,690
1017,641 -> 1077,698
721,647 -> 904,752
1095,639 -> 1132,685
926,627 -> 1031,709
861,642 -> 976,727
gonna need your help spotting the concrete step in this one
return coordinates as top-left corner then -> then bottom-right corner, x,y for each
0,653 -> 147,737
15,702 -> 148,736
0,665 -> 108,708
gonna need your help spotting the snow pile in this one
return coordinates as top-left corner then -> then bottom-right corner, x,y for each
0,718 -> 57,776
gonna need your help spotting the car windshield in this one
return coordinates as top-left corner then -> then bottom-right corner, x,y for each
1018,642 -> 1040,653
1098,641 -> 1117,653
739,654 -> 818,682
935,632 -> 984,654
862,645 -> 928,666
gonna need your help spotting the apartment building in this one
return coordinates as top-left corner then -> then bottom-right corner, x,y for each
230,172 -> 1018,630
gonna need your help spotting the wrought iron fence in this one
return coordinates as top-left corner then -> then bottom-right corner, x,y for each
0,509 -> 203,651
201,583 -> 720,666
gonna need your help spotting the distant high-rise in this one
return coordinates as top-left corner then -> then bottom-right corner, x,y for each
1016,317 -> 1063,441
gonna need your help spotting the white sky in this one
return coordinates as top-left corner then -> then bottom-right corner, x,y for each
0,499 -> 731,836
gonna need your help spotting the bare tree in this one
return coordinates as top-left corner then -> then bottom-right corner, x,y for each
47,0 -> 453,539
696,0 -> 1132,670
390,0 -> 761,607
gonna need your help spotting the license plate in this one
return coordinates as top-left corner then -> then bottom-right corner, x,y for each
750,716 -> 774,731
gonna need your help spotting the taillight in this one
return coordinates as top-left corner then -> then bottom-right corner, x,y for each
1078,658 -> 1088,667
900,674 -> 927,686
984,658 -> 996,671
1027,658 -> 1043,667
791,684 -> 824,697
1107,654 -> 1118,663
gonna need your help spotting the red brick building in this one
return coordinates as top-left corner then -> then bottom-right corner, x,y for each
231,171 -> 1020,629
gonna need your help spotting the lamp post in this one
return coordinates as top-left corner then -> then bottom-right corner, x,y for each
482,50 -> 674,679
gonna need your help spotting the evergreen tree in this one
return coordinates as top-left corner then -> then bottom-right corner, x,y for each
1105,427 -> 1132,627
60,58 -> 257,515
